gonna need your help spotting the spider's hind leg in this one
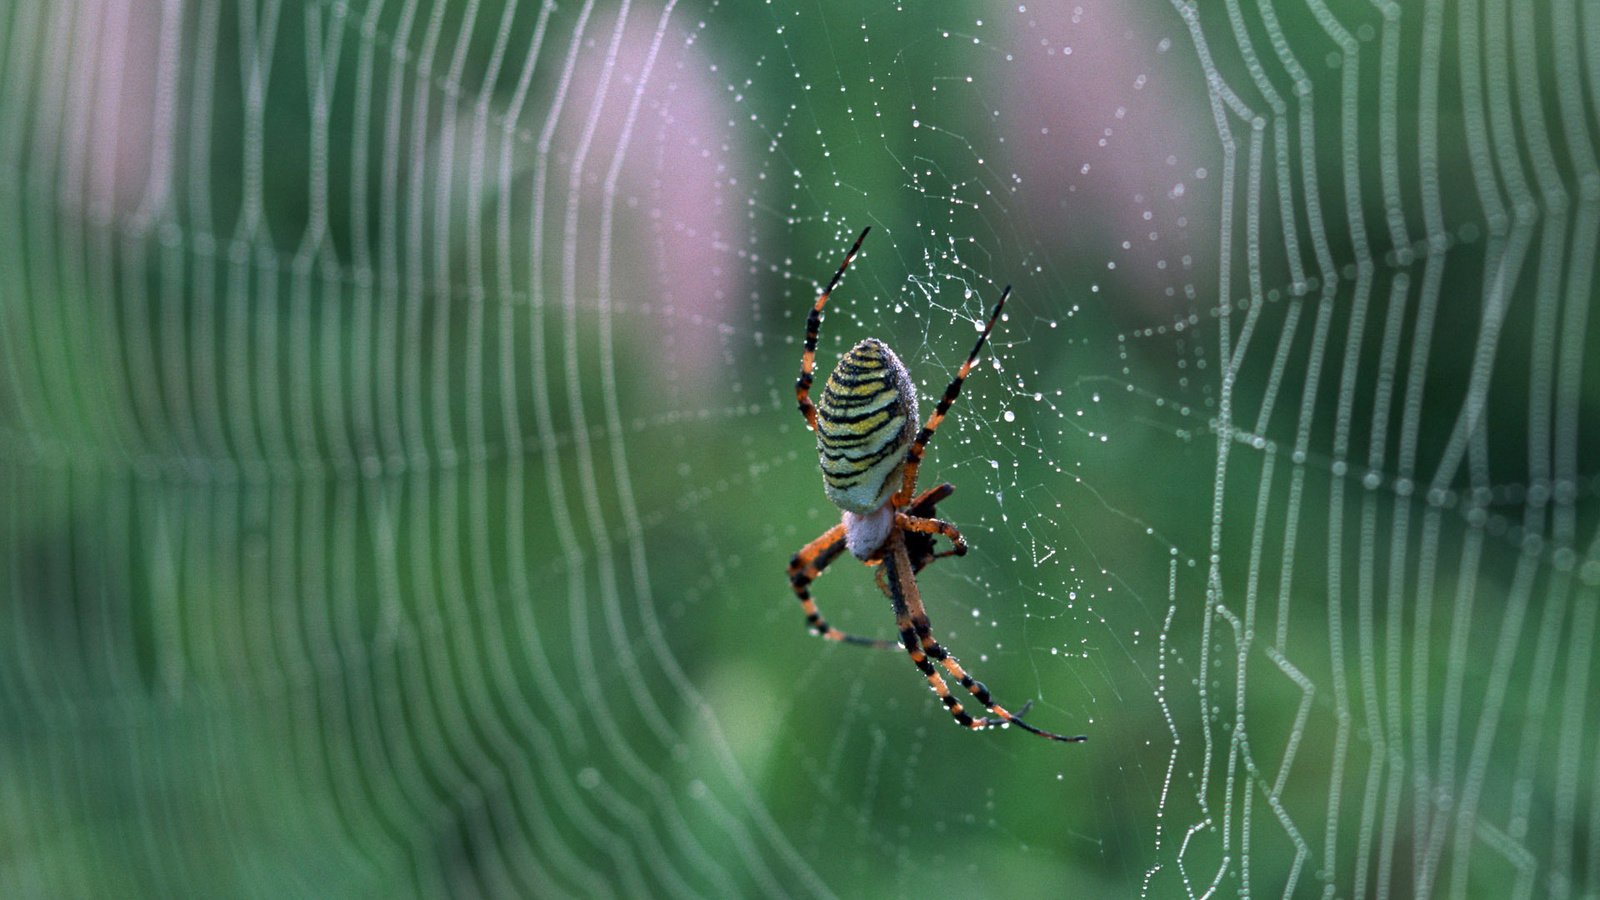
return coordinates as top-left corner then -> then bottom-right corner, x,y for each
795,226 -> 872,431
892,286 -> 1011,507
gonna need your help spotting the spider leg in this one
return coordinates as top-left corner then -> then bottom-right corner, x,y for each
906,483 -> 956,517
902,484 -> 962,574
905,544 -> 963,578
920,548 -> 964,570
892,286 -> 1010,506
874,544 -> 960,607
882,546 -> 994,733
796,226 -> 872,432
895,512 -> 968,557
789,523 -> 896,649
883,532 -> 1086,742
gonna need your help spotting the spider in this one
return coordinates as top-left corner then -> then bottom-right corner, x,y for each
788,226 -> 1086,743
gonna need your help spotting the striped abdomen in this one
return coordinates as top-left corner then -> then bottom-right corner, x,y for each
816,339 -> 919,514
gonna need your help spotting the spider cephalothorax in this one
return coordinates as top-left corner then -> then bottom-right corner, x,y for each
787,226 -> 1085,743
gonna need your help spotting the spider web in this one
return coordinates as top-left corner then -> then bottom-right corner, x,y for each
1,0 -> 1598,896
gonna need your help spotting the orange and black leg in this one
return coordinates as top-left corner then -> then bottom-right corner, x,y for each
876,485 -> 963,601
895,512 -> 968,557
880,532 -> 1006,732
893,286 -> 1010,506
795,226 -> 872,432
906,483 -> 956,516
883,532 -> 1086,742
789,524 -> 895,649
902,484 -> 964,574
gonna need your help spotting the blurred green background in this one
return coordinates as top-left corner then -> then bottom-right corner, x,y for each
2,0 -> 1598,896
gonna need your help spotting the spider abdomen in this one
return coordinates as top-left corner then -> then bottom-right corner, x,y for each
816,338 -> 919,515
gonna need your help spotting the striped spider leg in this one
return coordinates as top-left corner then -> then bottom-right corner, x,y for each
882,528 -> 1086,742
795,225 -> 871,434
790,484 -> 963,648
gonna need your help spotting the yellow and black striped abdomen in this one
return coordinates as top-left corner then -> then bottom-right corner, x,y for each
816,339 -> 919,514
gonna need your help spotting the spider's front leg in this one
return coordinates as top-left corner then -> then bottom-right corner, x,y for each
789,525 -> 896,649
881,530 -> 1086,743
899,484 -> 967,574
895,511 -> 967,557
874,488 -> 966,602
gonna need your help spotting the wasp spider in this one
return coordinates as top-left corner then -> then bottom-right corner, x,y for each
788,226 -> 1085,743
